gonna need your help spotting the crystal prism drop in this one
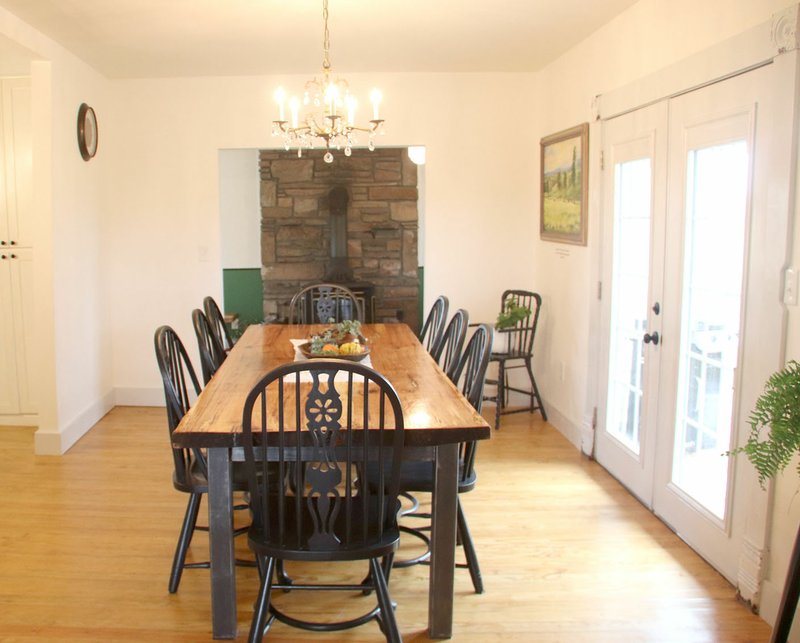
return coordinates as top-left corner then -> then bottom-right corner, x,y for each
344,147 -> 352,157
368,139 -> 375,151
324,151 -> 334,164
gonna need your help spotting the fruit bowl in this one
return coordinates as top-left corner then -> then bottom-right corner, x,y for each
298,340 -> 370,362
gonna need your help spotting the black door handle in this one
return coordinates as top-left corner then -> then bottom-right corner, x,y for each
643,331 -> 660,345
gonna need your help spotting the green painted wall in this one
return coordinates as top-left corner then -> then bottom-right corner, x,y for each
222,268 -> 263,329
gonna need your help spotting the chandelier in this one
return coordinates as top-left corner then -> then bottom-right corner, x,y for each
271,0 -> 385,163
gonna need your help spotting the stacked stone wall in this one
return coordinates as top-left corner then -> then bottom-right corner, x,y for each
259,148 -> 419,329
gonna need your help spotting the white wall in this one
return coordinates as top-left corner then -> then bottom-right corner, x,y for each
107,72 -> 539,399
0,6 -> 113,454
531,0 -> 795,627
219,148 -> 260,269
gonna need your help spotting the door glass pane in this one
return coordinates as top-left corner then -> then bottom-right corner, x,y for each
606,158 -> 651,454
672,140 -> 748,520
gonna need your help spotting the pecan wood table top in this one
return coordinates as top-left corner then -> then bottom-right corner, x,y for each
173,323 -> 491,449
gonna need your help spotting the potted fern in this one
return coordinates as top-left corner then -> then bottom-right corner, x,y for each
728,360 -> 800,643
492,297 -> 532,353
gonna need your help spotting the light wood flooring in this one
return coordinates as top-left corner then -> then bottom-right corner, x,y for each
0,407 -> 771,642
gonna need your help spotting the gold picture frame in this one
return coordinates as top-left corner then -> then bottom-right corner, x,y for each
540,123 -> 589,245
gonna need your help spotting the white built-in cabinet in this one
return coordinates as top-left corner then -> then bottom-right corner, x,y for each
0,77 -> 35,419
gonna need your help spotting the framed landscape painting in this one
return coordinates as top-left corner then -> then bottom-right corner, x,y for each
540,123 -> 589,245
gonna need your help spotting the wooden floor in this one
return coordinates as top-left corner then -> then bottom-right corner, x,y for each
0,407 -> 771,642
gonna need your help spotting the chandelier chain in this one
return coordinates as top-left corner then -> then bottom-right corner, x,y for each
322,0 -> 331,71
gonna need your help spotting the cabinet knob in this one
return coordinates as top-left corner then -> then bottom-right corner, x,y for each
9,240 -> 16,245
10,254 -> 16,259
1,255 -> 6,260
0,241 -> 6,245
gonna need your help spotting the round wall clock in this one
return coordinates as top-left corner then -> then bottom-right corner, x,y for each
77,103 -> 98,161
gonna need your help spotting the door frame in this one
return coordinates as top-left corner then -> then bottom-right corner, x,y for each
586,6 -> 800,606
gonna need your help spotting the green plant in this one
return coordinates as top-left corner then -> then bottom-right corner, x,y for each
727,360 -> 800,488
495,298 -> 532,330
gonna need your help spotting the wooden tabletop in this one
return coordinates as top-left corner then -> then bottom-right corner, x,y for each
173,323 -> 491,448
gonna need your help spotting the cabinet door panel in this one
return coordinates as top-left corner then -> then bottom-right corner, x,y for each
0,256 -> 20,414
2,78 -> 32,247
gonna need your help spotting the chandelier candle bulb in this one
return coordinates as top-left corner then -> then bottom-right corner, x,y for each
289,97 -> 300,129
274,87 -> 286,121
370,89 -> 382,120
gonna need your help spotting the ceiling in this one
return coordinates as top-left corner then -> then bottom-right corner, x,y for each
0,0 -> 640,79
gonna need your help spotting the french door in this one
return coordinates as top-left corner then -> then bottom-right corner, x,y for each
596,63 -> 787,584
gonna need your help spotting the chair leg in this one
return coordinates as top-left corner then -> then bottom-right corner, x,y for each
276,559 -> 293,587
169,492 -> 202,593
457,498 -> 484,594
370,557 -> 401,643
525,357 -> 547,421
494,361 -> 505,430
249,556 -> 276,643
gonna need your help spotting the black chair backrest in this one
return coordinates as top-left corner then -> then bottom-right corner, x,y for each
432,308 -> 469,380
419,295 -> 449,354
154,325 -> 205,484
498,290 -> 542,357
241,360 -> 405,553
450,324 -> 493,483
289,283 -> 364,324
192,308 -> 226,385
203,295 -> 234,352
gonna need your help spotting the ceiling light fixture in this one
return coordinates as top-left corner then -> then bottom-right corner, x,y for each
271,0 -> 385,163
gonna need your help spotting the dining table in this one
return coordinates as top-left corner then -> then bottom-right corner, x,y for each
172,322 -> 492,639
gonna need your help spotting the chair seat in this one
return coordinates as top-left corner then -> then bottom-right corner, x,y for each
365,460 -> 477,495
248,495 -> 400,562
172,457 -> 259,494
490,350 -> 529,361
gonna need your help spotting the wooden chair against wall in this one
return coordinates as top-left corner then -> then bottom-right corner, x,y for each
484,289 -> 547,429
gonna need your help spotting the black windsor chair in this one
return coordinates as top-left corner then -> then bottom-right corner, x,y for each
484,289 -> 547,429
241,360 -> 405,642
419,295 -> 449,355
203,295 -> 235,353
153,326 -> 254,593
288,283 -> 364,324
368,324 -> 492,594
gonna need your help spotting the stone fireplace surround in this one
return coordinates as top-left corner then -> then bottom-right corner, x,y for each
259,147 -> 420,330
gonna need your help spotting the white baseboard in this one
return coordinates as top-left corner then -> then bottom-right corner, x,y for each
34,390 -> 115,455
114,387 -> 164,407
0,413 -> 37,426
759,579 -> 780,627
542,404 -> 582,450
